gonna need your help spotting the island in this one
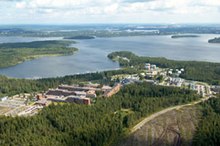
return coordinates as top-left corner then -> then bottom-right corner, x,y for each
64,35 -> 95,40
171,34 -> 200,38
0,40 -> 78,68
208,37 -> 220,43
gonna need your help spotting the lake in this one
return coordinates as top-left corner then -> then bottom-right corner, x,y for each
0,34 -> 219,78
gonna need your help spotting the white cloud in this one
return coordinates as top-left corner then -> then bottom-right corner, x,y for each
15,0 -> 119,9
0,0 -> 219,24
14,0 -> 220,15
15,1 -> 26,8
104,3 -> 119,14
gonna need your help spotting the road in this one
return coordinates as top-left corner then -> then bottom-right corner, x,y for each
130,95 -> 213,134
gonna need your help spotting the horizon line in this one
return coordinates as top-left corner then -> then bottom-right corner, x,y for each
1,23 -> 220,26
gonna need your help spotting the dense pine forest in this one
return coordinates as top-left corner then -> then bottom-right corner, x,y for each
192,96 -> 220,146
0,82 -> 200,146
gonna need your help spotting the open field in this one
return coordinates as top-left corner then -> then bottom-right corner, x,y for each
119,106 -> 202,146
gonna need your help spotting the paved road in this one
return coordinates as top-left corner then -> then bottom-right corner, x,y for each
130,96 -> 213,133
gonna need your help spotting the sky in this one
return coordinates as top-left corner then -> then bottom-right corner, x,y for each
0,0 -> 220,24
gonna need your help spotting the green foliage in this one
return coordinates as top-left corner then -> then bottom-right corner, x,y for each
0,69 -> 138,97
192,98 -> 220,146
0,82 -> 199,146
0,40 -> 78,68
0,40 -> 75,49
116,82 -> 200,126
108,51 -> 220,85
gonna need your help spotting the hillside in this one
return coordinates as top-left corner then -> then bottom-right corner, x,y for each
118,106 -> 201,146
118,96 -> 220,146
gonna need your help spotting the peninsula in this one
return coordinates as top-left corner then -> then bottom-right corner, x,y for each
0,40 -> 78,68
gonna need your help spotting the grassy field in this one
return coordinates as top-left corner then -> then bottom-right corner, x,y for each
118,106 -> 202,146
0,40 -> 78,68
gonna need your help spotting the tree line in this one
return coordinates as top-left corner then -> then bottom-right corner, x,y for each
0,69 -> 138,97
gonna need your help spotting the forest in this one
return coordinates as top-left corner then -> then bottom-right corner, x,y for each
192,96 -> 220,146
0,69 -> 139,97
108,51 -> 220,85
0,40 -> 78,68
0,82 -> 200,146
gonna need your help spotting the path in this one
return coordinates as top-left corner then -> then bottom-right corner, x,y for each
130,95 -> 213,133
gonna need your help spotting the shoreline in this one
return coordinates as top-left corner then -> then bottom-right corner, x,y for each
0,49 -> 78,69
3,67 -> 121,80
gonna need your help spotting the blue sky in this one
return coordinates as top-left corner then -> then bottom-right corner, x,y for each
1,0 -> 220,24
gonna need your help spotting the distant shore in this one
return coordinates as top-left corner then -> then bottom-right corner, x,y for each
171,34 -> 200,38
64,35 -> 95,40
208,37 -> 220,43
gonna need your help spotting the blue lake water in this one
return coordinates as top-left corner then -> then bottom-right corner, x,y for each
0,34 -> 219,78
